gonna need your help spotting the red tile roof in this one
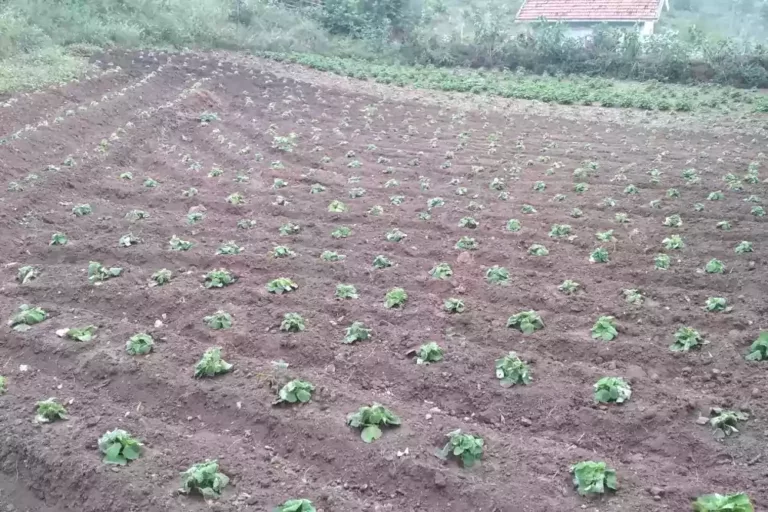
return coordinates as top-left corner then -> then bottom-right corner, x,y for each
516,0 -> 664,22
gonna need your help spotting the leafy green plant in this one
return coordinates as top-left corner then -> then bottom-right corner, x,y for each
8,304 -> 47,331
390,195 -> 405,205
276,380 -> 314,404
187,211 -> 205,224
589,247 -> 609,263
88,261 -> 122,282
169,235 -> 193,251
126,333 -> 154,355
591,316 -> 618,341
0,376 -> 6,394
654,253 -> 670,270
328,200 -> 348,213
16,265 -> 38,284
663,235 -> 684,250
386,229 -> 407,242
280,313 -> 305,332
385,288 -> 407,308
279,222 -> 300,235
310,183 -> 326,194
614,213 -> 629,224
266,277 -> 298,294
204,311 -> 232,330
649,199 -> 662,209
65,325 -> 97,342
430,263 -> 453,279
670,326 -> 703,352
35,398 -> 68,423
594,377 -> 631,404
455,236 -> 478,250
335,284 -> 358,300
415,342 -> 443,364
709,408 -> 748,437
666,188 -> 680,198
427,197 -> 444,209
507,311 -> 544,334
272,246 -> 295,258
549,224 -> 571,238
118,233 -> 139,247
204,269 -> 235,288
533,181 -> 546,192
521,204 -> 536,214
693,203 -> 704,211
705,259 -> 725,274
574,183 -> 589,193
506,219 -> 521,232
623,289 -> 643,305
276,499 -> 316,512
486,266 -> 509,285
570,208 -> 583,218
459,217 -> 478,229
705,297 -> 729,313
194,347 -> 232,378
437,429 -> 484,468
745,332 -> 768,361
495,352 -> 531,387
596,230 -> 615,242
321,250 -> 345,262
199,112 -> 219,124
50,232 -> 68,245
331,226 -> 352,239
151,269 -> 172,286
559,279 -> 580,294
708,191 -> 724,201
528,244 -> 549,256
692,493 -> 753,512
751,206 -> 765,217
72,204 -> 92,216
716,220 -> 732,231
179,460 -> 229,499
735,241 -> 753,254
663,214 -> 682,227
489,177 -> 505,191
444,298 -> 465,313
347,403 -> 401,443
125,209 -> 149,221
373,255 -> 392,269
623,184 -> 638,195
344,321 -> 371,344
182,187 -> 198,197
216,242 -> 243,255
98,429 -> 142,465
570,461 -> 617,496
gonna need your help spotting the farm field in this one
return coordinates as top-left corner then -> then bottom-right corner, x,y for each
0,50 -> 766,512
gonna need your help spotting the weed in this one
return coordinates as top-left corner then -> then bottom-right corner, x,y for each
276,380 -> 315,404
204,269 -> 235,288
126,333 -> 154,355
35,398 -> 68,423
591,316 -> 618,341
430,263 -> 453,279
444,298 -> 465,313
571,461 -> 617,496
507,311 -> 544,334
98,429 -> 142,465
437,430 -> 484,468
169,235 -> 193,251
385,288 -> 407,308
559,279 -> 580,294
88,262 -> 122,283
654,253 -> 670,270
495,352 -> 531,387
347,403 -> 401,443
670,326 -> 703,352
486,266 -> 509,285
179,460 -> 229,499
50,233 -> 68,245
415,342 -> 443,364
745,332 -> 768,361
594,377 -> 631,404
8,304 -> 46,331
65,325 -> 97,342
194,347 -> 233,378
589,247 -> 609,263
280,313 -> 305,332
344,321 -> 371,344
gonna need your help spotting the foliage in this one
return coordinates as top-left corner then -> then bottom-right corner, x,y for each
459,217 -> 478,229
506,219 -> 521,232
126,333 -> 154,355
596,230 -> 616,243
194,347 -> 233,378
444,298 -> 465,313
745,332 -> 768,361
0,375 -> 5,394
335,283 -> 358,299
591,316 -> 618,341
528,244 -> 549,256
72,204 -> 92,216
663,214 -> 682,227
179,460 -> 230,499
385,287 -> 407,308
735,241 -> 753,254
88,261 -> 122,282
495,352 -> 531,387
276,379 -> 315,404
415,341 -> 443,364
486,265 -> 509,285
328,199 -> 348,212
347,403 -> 401,443
549,224 -> 571,238
276,499 -> 316,512
204,311 -> 232,330
705,297 -> 729,312
151,269 -> 172,286
692,493 -> 753,512
589,247 -> 609,263
559,279 -> 580,294
709,408 -> 748,437
716,220 -> 732,231
35,398 -> 68,423
17,265 -> 39,284
570,461 -> 617,496
705,259 -> 725,274
654,253 -> 670,270
386,229 -> 407,242
321,250 -> 345,261
437,429 -> 484,468
280,222 -> 300,235
594,377 -> 631,404
623,289 -> 643,305
204,269 -> 235,288
98,429 -> 142,465
670,326 -> 703,352
217,241 -> 243,255
50,232 -> 68,245
266,277 -> 298,294
663,234 -> 685,250
8,304 -> 47,330
169,235 -> 193,251
344,321 -> 371,344
507,310 -> 544,334
281,313 -> 306,332
66,325 -> 97,342
430,263 -> 453,279
331,226 -> 352,239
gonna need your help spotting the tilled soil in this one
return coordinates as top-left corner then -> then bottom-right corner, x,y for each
0,49 -> 766,512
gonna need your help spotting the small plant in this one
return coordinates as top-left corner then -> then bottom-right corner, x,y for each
65,325 -> 97,342
745,332 -> 768,361
663,214 -> 682,227
705,297 -> 729,313
692,493 -> 753,512
276,499 -> 316,512
143,178 -> 158,188
591,316 -> 618,341
614,212 -> 629,223
570,461 -> 617,496
521,204 -> 536,214
709,408 -> 748,437
236,219 -> 256,229
331,226 -> 352,238
506,219 -> 521,232
507,310 -> 544,334
716,220 -> 732,231
415,342 -> 443,364
693,203 -> 704,211
623,289 -> 643,305
276,380 -> 315,404
187,211 -> 205,224
486,265 -> 509,285
705,259 -> 725,274
310,183 -> 326,194
623,184 -> 638,195
35,398 -> 68,423
385,288 -> 407,308
444,298 -> 465,313
533,181 -> 546,192
169,235 -> 193,251
549,224 -> 571,238
88,261 -> 122,283
427,197 -> 444,209
390,195 -> 405,205
528,244 -> 549,256
373,255 -> 392,269
708,191 -> 724,201
118,233 -> 139,247
179,460 -> 230,499
666,188 -> 681,198
663,234 -> 684,250
72,204 -> 92,216
437,430 -> 484,468
343,321 -> 371,344
654,253 -> 670,270
182,187 -> 198,197
574,183 -> 589,193
8,304 -> 47,330
204,311 -> 232,330
98,429 -> 142,465
204,269 -> 235,288
559,279 -> 580,294
459,217 -> 478,229
455,236 -> 478,250
495,352 -> 531,387
735,241 -> 753,254
17,265 -> 39,284
126,333 -> 154,355
670,326 -> 703,352
272,178 -> 288,189
570,208 -> 583,218
217,242 -> 243,255
279,222 -> 300,235
751,206 -> 765,217
596,230 -> 615,242
649,199 -> 662,209
321,250 -> 345,262
280,313 -> 305,332
119,171 -> 133,180
347,403 -> 401,443
489,177 -> 505,190
593,377 -> 631,404
328,200 -> 348,213
589,247 -> 609,263
209,168 -> 224,178
50,232 -> 68,245
430,263 -> 453,279
0,376 -> 6,394
199,112 -> 219,123
386,229 -> 407,242
335,284 -> 358,300
194,347 -> 233,378
125,209 -> 149,221
273,133 -> 297,152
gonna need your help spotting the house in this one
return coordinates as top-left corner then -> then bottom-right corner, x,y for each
515,0 -> 670,37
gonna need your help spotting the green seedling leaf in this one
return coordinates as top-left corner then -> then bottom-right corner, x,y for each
591,316 -> 618,341
279,222 -> 300,235
705,297 -> 729,313
280,313 -> 305,332
72,204 -> 92,216
589,247 -> 609,263
169,235 -> 193,251
321,250 -> 345,261
623,289 -> 643,305
0,376 -> 6,394
373,255 -> 392,269
335,284 -> 358,299
17,265 -> 39,284
486,265 -> 509,285
386,229 -> 407,242
50,233 -> 68,245
559,280 -> 580,294
347,403 -> 401,442
571,460 -> 617,495
430,263 -> 453,279
709,408 -> 748,437
272,246 -> 295,258
98,429 -> 142,465
180,460 -> 229,499
594,377 -> 631,404
217,241 -> 243,255
705,259 -> 725,274
495,352 -> 531,387
276,379 -> 315,404
506,219 -> 521,232
194,347 -> 232,378
119,233 -> 139,247
328,200 -> 348,212
459,217 -> 478,229
735,241 -> 753,254
204,311 -> 232,330
126,333 -> 154,355
436,429 -> 484,468
528,244 -> 549,256
507,311 -> 544,334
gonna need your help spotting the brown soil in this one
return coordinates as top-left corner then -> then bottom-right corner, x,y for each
0,49 -> 766,512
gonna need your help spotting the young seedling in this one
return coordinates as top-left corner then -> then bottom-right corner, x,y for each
17,266 -> 38,284
709,408 -> 748,437
591,316 -> 618,341
427,197 -> 444,209
705,259 -> 725,274
595,230 -> 616,243
570,461 -> 617,496
415,342 -> 443,364
373,255 -> 392,269
273,133 -> 297,152
126,333 -> 154,355
347,403 -> 401,443
237,219 -> 256,229
187,211 -> 205,224
752,206 -> 765,217
194,347 -> 232,378
663,214 -> 682,227
532,181 -> 546,192
558,279 -> 580,295
507,311 -> 544,334
279,312 -> 305,332
670,326 -> 703,352
589,247 -> 609,263
614,212 -> 629,224
35,398 -> 68,423
199,112 -> 219,124
331,226 -> 352,238
705,297 -> 729,313
385,288 -> 408,308
272,246 -> 295,258
8,304 -> 47,331
623,184 -> 638,195
179,460 -> 230,499
169,235 -> 193,251
495,352 -> 531,387
528,244 -> 549,256
204,311 -> 232,330
735,241 -> 753,254
455,236 -> 478,250
321,250 -> 345,262
98,429 -> 142,465
649,199 -> 662,209
273,178 -> 288,189
521,204 -> 536,214
486,266 -> 509,285
204,269 -> 235,288
430,263 -> 453,279
692,493 -> 753,512
279,223 -> 300,235
489,177 -> 505,191
570,208 -> 583,218
310,183 -> 326,194
182,187 -> 198,197
119,233 -> 139,247
716,220 -> 732,231
654,253 -> 670,270
444,298 -> 465,313
390,195 -> 405,206
386,229 -> 407,242
506,219 -> 521,232
275,380 -> 315,404
343,321 -> 371,344
708,191 -> 724,201
623,289 -> 643,305
594,377 -> 631,404
335,284 -> 358,300
217,242 -> 243,255
663,234 -> 684,250
745,332 -> 768,361
328,200 -> 348,212
276,499 -> 316,512
574,183 -> 589,193
50,232 -> 68,245
459,217 -> 478,229
88,262 -> 122,282
119,171 -> 133,180
437,430 -> 484,468
72,204 -> 92,216
65,325 -> 97,342
125,209 -> 149,221
667,188 -> 681,198
549,224 -> 571,238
